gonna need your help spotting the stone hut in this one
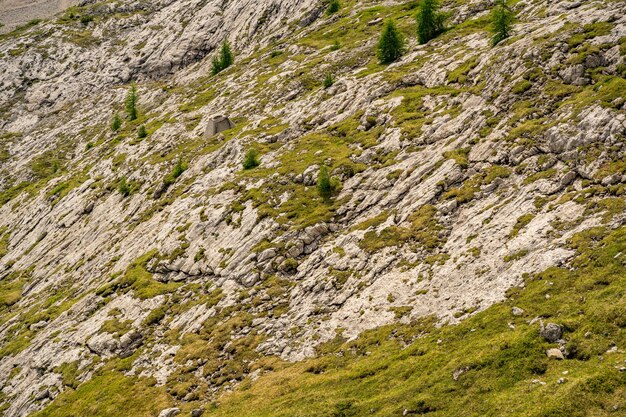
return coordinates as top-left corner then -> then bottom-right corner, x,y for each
205,115 -> 234,137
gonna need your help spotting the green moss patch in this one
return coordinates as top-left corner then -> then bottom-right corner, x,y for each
96,251 -> 181,300
34,372 -> 173,417
359,205 -> 444,253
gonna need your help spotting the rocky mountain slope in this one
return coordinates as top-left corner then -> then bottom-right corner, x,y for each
0,0 -> 625,416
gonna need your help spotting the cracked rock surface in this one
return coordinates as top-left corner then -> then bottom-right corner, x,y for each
0,0 -> 625,415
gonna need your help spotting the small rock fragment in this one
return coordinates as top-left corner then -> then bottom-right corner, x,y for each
158,408 -> 181,417
540,323 -> 563,343
547,348 -> 564,360
511,307 -> 525,316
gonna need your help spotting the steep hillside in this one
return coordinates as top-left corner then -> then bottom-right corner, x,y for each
0,0 -> 625,416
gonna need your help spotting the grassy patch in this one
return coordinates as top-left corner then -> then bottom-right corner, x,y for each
0,269 -> 26,309
509,213 -> 535,239
200,226 -> 626,416
96,251 -> 181,300
33,372 -> 173,417
359,205 -> 444,253
0,227 -> 9,258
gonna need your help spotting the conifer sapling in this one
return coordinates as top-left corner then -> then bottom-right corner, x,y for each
111,114 -> 122,131
212,41 -> 234,75
327,0 -> 340,15
125,83 -> 138,121
220,41 -> 234,69
377,20 -> 405,64
490,0 -> 514,46
416,0 -> 445,44
317,165 -> 332,199
323,73 -> 335,89
118,177 -> 131,197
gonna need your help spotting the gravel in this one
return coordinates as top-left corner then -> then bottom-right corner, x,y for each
0,0 -> 79,33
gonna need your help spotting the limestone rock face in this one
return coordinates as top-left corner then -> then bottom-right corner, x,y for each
0,0 -> 625,414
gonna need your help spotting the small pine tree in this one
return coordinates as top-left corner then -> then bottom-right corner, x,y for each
172,158 -> 186,179
111,114 -> 122,131
327,0 -> 340,15
220,41 -> 234,69
490,0 -> 514,46
212,41 -> 234,75
242,148 -> 260,170
137,125 -> 147,139
323,73 -> 335,89
118,177 -> 131,197
416,0 -> 445,44
377,20 -> 405,64
80,15 -> 93,25
211,56 -> 222,75
317,165 -> 332,199
125,83 -> 138,121
330,39 -> 341,51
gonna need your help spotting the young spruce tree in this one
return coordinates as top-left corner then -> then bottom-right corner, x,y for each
377,20 -> 404,64
111,113 -> 122,131
317,166 -> 332,199
327,0 -> 340,15
211,56 -> 222,75
137,125 -> 147,139
220,41 -> 234,69
490,0 -> 514,46
125,83 -> 138,121
212,41 -> 234,75
417,0 -> 445,44
118,177 -> 131,197
323,73 -> 335,89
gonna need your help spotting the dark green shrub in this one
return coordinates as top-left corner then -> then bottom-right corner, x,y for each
111,114 -> 122,131
327,0 -> 340,15
490,0 -> 515,46
137,125 -> 147,139
377,20 -> 405,64
80,15 -> 94,25
220,41 -> 234,68
211,56 -> 222,75
212,41 -> 234,75
163,159 -> 187,188
242,148 -> 260,170
118,177 -> 131,197
172,158 -> 186,179
125,83 -> 138,121
331,401 -> 356,417
143,306 -> 167,326
323,73 -> 335,89
416,0 -> 446,44
330,39 -> 341,51
317,166 -> 332,198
